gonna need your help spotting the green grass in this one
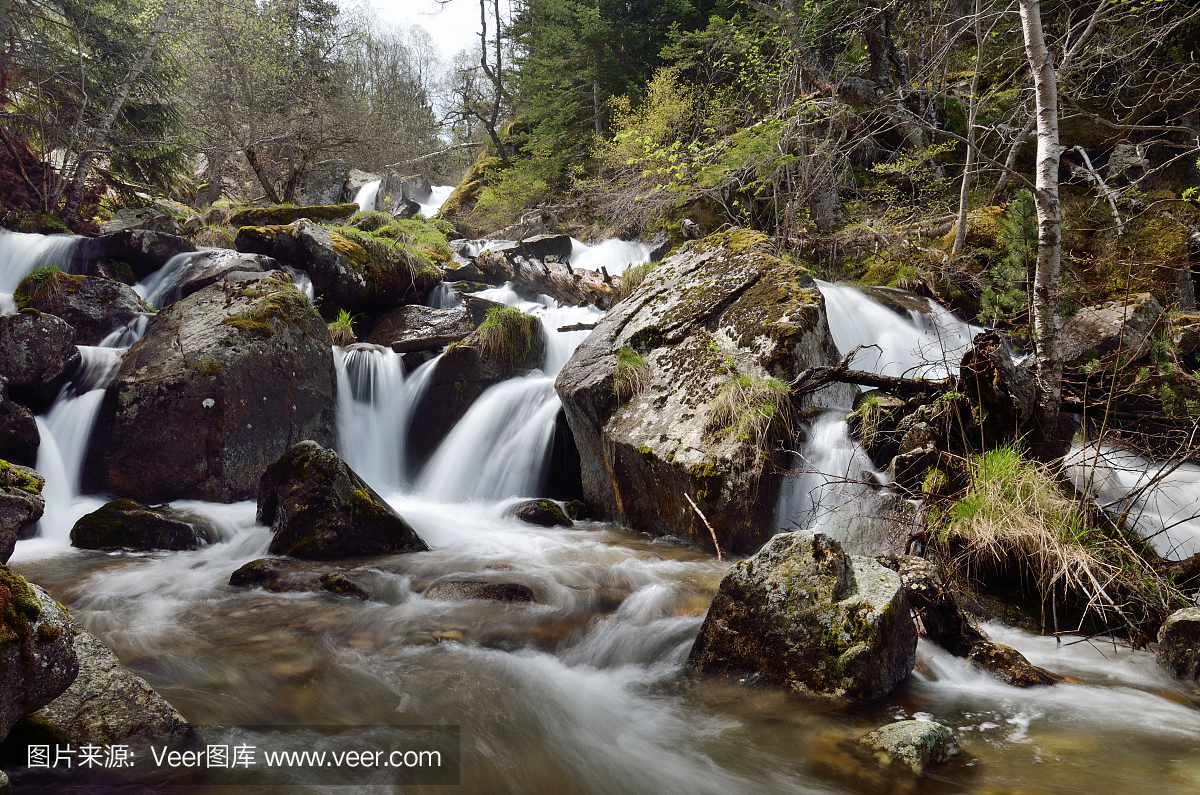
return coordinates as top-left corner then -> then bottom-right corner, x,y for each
475,306 -> 539,364
13,266 -> 82,310
613,345 -> 650,401
328,308 -> 357,346
706,372 -> 792,449
618,261 -> 656,300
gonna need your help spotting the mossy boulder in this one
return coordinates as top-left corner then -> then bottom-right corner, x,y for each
687,531 -> 917,701
70,499 -> 213,551
258,440 -> 428,559
15,271 -> 144,346
0,574 -> 78,742
84,271 -> 336,503
554,230 -> 852,554
510,499 -> 573,527
0,460 -> 44,562
966,640 -> 1062,686
939,205 -> 1006,253
859,720 -> 957,775
1156,606 -> 1200,682
226,203 -> 358,228
0,310 -> 79,410
143,249 -> 284,308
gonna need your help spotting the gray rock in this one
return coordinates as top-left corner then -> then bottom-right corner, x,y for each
74,229 -> 196,281
555,230 -> 852,554
1156,606 -> 1200,681
294,159 -> 349,206
424,580 -> 536,603
201,206 -> 227,226
0,381 -> 39,467
180,214 -> 204,235
377,171 -> 432,217
84,271 -> 336,503
873,554 -> 984,656
687,531 -> 917,701
1060,293 -> 1164,367
345,169 -> 382,203
150,249 -> 283,307
19,274 -> 144,346
100,208 -> 181,235
859,720 -> 957,775
511,499 -> 573,527
70,499 -> 213,551
366,304 -> 476,351
0,311 -> 79,409
34,621 -> 191,746
0,462 -> 44,563
0,576 -> 79,742
259,440 -> 428,559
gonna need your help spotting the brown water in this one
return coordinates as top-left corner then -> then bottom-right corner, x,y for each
10,495 -> 1200,794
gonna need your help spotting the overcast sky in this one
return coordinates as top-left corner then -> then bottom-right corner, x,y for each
370,0 -> 501,61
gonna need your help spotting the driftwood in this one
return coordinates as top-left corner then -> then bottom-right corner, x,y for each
789,347 -> 954,396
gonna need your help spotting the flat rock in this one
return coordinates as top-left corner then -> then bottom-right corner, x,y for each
424,580 -> 536,603
70,499 -> 213,551
228,204 -> 359,228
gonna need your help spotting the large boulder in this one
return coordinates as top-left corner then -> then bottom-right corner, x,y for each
293,160 -> 349,206
73,229 -> 196,281
1156,606 -> 1200,681
0,382 -> 38,467
16,272 -> 144,346
84,271 -> 336,503
0,461 -> 43,563
99,208 -> 181,235
0,310 -> 79,409
0,573 -> 79,741
258,440 -> 428,559
376,171 -> 431,218
70,499 -> 213,551
227,203 -> 358,228
1060,293 -> 1164,367
687,531 -> 917,701
144,249 -> 283,307
33,621 -> 191,746
555,231 -> 851,553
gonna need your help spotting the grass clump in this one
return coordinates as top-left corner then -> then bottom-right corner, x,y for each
222,272 -> 319,339
706,370 -> 793,450
343,214 -> 453,266
13,266 -> 83,309
613,346 -> 650,401
328,309 -> 357,346
475,306 -> 538,364
618,261 -> 656,300
192,224 -> 237,249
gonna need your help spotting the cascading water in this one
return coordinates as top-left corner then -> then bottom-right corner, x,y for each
569,238 -> 651,275
353,179 -> 381,212
419,185 -> 454,217
0,229 -> 83,314
135,250 -> 200,308
426,282 -> 462,308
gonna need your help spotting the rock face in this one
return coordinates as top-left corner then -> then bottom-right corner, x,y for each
150,249 -> 284,307
70,499 -> 213,551
859,720 -> 956,775
35,621 -> 191,745
294,160 -> 350,206
84,271 -> 336,503
688,531 -> 917,701
0,382 -> 39,467
1060,293 -> 1164,366
1156,606 -> 1200,681
258,441 -> 428,559
20,274 -> 144,346
73,229 -> 196,281
511,499 -> 573,527
0,311 -> 79,409
0,575 -> 79,741
555,231 -> 851,553
0,461 -> 44,563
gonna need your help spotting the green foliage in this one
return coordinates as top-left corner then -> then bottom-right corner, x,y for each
345,215 -> 453,266
13,266 -> 82,310
328,308 -> 357,347
613,345 -> 650,401
618,261 -> 656,299
980,190 -> 1036,326
475,306 -> 538,364
706,370 -> 792,449
0,459 -> 43,495
468,158 -> 556,231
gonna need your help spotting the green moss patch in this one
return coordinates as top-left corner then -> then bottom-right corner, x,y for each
0,460 -> 43,494
13,266 -> 84,310
475,306 -> 539,364
222,272 -> 320,339
227,203 -> 359,228
0,566 -> 42,646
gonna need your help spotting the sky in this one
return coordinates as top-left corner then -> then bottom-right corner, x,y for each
370,0 -> 497,61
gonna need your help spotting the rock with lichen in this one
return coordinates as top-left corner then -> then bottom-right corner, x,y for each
0,311 -> 79,410
84,271 -> 336,503
555,230 -> 852,554
258,440 -> 427,559
70,499 -> 214,551
0,461 -> 44,562
15,271 -> 144,346
0,572 -> 78,742
859,720 -> 957,775
510,499 -> 573,527
1156,606 -> 1200,682
687,531 -> 917,701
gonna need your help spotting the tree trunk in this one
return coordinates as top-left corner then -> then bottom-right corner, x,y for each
61,0 -> 176,220
953,0 -> 983,257
245,146 -> 282,205
1018,0 -> 1067,460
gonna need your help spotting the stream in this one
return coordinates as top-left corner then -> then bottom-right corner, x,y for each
3,226 -> 1200,792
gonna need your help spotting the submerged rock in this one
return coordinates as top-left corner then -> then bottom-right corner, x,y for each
228,558 -> 373,599
17,274 -> 144,346
556,230 -> 851,554
318,572 -> 370,600
70,499 -> 213,551
84,271 -> 336,503
1060,293 -> 1164,367
424,580 -> 537,603
966,641 -> 1061,686
1156,606 -> 1200,681
258,440 -> 427,559
510,499 -> 573,527
688,531 -> 917,701
0,575 -> 79,742
0,461 -> 44,563
859,720 -> 956,775
33,621 -> 191,746
0,310 -> 79,409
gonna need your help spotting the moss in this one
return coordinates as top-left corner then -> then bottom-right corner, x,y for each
334,224 -> 444,295
0,566 -> 42,647
188,358 -> 222,376
939,205 -> 1006,252
475,306 -> 538,364
688,460 -> 724,505
222,272 -> 320,339
13,266 -> 84,310
36,624 -> 61,642
922,468 -> 949,497
227,203 -> 359,228
344,215 -> 453,266
0,459 -> 42,495
3,211 -> 71,235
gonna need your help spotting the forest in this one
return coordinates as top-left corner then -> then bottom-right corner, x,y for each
0,0 -> 1199,792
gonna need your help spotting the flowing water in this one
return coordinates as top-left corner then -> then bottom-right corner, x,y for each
352,180 -> 453,218
6,241 -> 1200,792
569,238 -> 650,275
0,229 -> 83,314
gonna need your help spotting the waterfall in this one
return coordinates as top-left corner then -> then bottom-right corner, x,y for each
569,238 -> 650,276
419,185 -> 455,217
353,179 -> 381,212
135,250 -> 200,308
426,282 -> 462,309
0,229 -> 83,314
334,345 -> 438,492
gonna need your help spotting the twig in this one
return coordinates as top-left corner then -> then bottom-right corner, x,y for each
684,492 -> 722,561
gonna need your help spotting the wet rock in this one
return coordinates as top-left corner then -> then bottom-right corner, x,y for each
958,331 -> 1034,445
687,531 -> 917,701
967,640 -> 1061,686
376,171 -> 431,218
0,311 -> 79,408
100,208 -> 181,235
84,271 -> 336,503
32,620 -> 190,746
0,575 -> 79,742
511,499 -> 573,527
70,499 -> 213,551
318,572 -> 370,600
228,559 -> 373,598
18,274 -> 144,346
258,440 -> 427,559
75,229 -> 196,281
229,558 -> 293,589
0,462 -> 43,563
0,382 -> 38,467
424,580 -> 537,603
564,500 -> 587,520
473,237 -> 618,308
643,231 -> 673,261
1156,606 -> 1200,681
873,555 -> 985,656
346,169 -> 381,202
152,249 -> 285,306
1060,293 -> 1164,367
294,160 -> 349,206
228,203 -> 359,228
556,231 -> 853,554
856,286 -> 934,315
858,720 -> 956,775
366,303 -> 478,352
